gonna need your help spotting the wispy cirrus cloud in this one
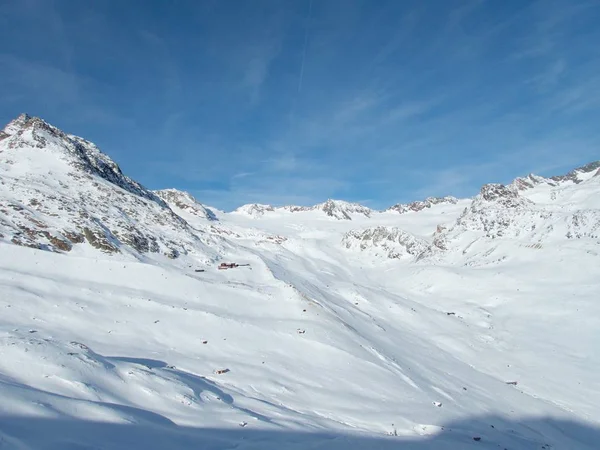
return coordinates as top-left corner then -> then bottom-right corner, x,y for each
2,0 -> 599,211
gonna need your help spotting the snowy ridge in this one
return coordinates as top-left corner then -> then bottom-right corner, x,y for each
511,161 -> 600,192
387,196 -> 458,214
234,199 -> 373,220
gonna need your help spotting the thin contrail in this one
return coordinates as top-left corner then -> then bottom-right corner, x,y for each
297,0 -> 313,94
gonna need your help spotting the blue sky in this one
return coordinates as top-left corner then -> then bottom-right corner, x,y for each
1,0 -> 599,210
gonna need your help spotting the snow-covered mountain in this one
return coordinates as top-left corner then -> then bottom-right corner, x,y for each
1,114 -> 600,450
233,199 -> 373,220
418,171 -> 600,264
0,114 -> 217,261
510,161 -> 600,192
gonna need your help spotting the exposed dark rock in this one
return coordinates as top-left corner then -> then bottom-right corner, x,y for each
83,228 -> 119,253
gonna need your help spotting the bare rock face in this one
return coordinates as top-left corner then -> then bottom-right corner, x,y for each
0,114 -> 217,260
317,199 -> 372,220
477,184 -> 533,209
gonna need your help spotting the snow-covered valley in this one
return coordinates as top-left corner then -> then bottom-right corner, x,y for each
1,114 -> 599,449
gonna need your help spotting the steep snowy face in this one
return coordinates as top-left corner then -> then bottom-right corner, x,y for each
3,114 -> 165,205
0,114 -> 216,260
342,226 -> 428,259
155,189 -> 218,221
387,196 -> 458,214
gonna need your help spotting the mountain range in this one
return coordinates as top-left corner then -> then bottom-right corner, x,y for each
1,113 -> 599,450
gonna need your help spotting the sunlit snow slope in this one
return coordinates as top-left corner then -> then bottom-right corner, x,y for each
1,115 -> 599,449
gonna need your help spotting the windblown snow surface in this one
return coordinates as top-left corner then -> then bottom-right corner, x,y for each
1,115 -> 600,449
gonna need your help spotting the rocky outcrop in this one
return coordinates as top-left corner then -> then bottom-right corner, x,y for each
155,189 -> 218,221
342,226 -> 428,259
317,199 -> 372,220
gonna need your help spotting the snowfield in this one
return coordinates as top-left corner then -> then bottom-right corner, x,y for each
1,115 -> 600,449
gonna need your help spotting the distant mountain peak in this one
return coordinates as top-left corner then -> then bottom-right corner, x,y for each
387,196 -> 458,214
155,189 -> 218,221
232,203 -> 275,217
2,113 -> 48,138
315,198 -> 372,220
233,199 -> 372,220
511,161 -> 600,192
474,183 -> 533,210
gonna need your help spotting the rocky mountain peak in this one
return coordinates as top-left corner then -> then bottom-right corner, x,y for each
316,199 -> 372,220
0,114 -> 216,259
387,196 -> 458,214
1,114 -> 164,206
2,113 -> 39,134
155,189 -> 218,221
480,184 -> 518,202
3,113 -> 69,143
476,183 -> 533,209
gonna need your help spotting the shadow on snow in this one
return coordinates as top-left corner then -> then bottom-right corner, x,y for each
0,414 -> 598,449
1,356 -> 598,449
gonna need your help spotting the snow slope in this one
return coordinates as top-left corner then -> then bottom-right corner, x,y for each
0,114 -> 218,261
1,114 -> 599,449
